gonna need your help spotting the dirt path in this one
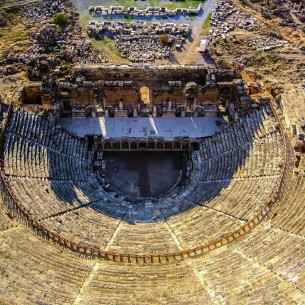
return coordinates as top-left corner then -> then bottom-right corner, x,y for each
174,0 -> 216,64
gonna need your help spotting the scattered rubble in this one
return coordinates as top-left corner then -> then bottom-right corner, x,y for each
248,36 -> 291,51
243,0 -> 305,26
88,4 -> 201,17
24,0 -> 69,24
0,0 -> 108,79
114,35 -> 177,62
87,20 -> 190,62
210,0 -> 260,43
87,20 -> 190,37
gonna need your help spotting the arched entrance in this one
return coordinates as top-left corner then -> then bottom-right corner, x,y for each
138,86 -> 151,116
140,86 -> 151,104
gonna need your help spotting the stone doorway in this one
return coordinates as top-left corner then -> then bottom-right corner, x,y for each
140,86 -> 151,104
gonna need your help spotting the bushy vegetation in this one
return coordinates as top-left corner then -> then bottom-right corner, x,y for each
202,12 -> 212,29
159,34 -> 170,46
53,13 -> 70,27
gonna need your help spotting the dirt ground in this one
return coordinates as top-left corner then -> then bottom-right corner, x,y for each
205,1 -> 305,92
231,0 -> 305,47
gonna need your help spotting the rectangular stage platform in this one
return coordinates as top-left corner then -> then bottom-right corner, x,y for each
59,117 -> 228,139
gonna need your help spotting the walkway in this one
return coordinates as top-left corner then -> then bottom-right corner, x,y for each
60,116 -> 227,139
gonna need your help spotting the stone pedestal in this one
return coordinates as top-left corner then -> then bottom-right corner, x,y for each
133,107 -> 137,117
153,106 -> 157,117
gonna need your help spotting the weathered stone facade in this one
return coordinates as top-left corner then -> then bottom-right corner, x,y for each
53,64 -> 243,118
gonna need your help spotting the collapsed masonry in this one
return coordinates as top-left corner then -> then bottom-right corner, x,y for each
0,0 -> 108,80
88,4 -> 202,17
87,21 -> 190,62
210,0 -> 261,44
242,0 -> 305,26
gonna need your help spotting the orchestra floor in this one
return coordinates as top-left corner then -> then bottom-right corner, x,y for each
103,151 -> 185,199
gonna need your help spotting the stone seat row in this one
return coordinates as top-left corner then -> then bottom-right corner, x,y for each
4,133 -> 90,180
6,177 -> 106,219
0,196 -> 16,231
202,176 -> 279,220
168,177 -> 273,227
0,225 -> 214,305
1,203 -> 304,304
1,106 -> 284,253
1,105 -> 305,304
4,166 -> 134,218
189,226 -> 302,305
164,204 -> 243,249
42,205 -> 181,254
272,173 -> 305,236
199,132 -> 283,181
83,260 -> 211,305
162,107 -> 284,209
8,107 -> 87,159
170,107 -> 284,223
9,177 -> 255,254
0,227 -> 93,305
228,224 -> 305,301
200,107 -> 278,159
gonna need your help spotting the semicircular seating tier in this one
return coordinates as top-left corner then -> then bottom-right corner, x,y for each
1,106 -> 286,257
1,170 -> 305,304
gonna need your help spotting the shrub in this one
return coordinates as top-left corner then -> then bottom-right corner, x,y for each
159,34 -> 169,46
53,13 -> 70,27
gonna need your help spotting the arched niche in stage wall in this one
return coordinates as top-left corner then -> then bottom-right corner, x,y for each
140,86 -> 151,105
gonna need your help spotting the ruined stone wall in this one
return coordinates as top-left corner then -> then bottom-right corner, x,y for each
55,65 -> 242,113
153,90 -> 185,105
70,89 -> 95,105
198,88 -> 220,104
105,89 -> 139,105
22,83 -> 42,104
72,64 -> 208,85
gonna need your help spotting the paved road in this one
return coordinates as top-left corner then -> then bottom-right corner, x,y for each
192,0 -> 217,29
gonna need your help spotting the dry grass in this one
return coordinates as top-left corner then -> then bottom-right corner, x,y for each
89,37 -> 129,64
0,22 -> 30,56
